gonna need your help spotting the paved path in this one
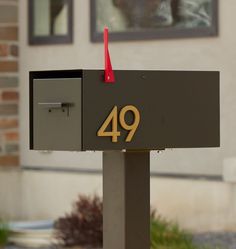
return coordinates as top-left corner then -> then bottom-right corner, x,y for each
5,232 -> 236,249
193,232 -> 236,249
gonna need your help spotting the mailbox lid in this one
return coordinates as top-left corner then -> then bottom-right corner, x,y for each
30,77 -> 82,151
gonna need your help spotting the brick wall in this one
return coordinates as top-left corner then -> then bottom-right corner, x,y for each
0,0 -> 19,166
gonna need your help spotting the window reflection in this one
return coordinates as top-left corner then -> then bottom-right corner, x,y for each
33,0 -> 68,37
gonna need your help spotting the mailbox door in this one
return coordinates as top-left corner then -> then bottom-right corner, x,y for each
32,78 -> 82,151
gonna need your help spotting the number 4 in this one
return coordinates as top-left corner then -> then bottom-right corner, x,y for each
97,105 -> 140,143
97,106 -> 121,142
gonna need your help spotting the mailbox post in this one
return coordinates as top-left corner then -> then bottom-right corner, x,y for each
30,69 -> 220,249
103,151 -> 150,249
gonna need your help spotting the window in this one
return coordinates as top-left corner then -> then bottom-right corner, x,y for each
28,0 -> 73,45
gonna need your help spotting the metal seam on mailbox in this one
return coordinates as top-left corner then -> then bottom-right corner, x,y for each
29,72 -> 34,149
81,70 -> 84,151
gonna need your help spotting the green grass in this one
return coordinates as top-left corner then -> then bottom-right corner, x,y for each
0,220 -> 9,246
150,215 -> 223,249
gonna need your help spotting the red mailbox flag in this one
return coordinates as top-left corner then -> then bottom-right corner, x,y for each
104,27 -> 115,83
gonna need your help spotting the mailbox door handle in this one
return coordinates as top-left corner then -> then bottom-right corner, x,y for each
38,102 -> 72,109
38,102 -> 73,116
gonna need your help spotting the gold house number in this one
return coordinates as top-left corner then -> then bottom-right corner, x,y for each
97,105 -> 140,143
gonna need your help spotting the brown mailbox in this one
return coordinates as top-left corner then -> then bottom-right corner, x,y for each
30,69 -> 220,151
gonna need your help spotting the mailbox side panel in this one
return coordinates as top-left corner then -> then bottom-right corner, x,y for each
82,70 -> 220,151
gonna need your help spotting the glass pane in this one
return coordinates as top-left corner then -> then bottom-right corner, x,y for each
96,0 -> 213,33
34,0 -> 50,36
51,0 -> 68,35
33,0 -> 68,37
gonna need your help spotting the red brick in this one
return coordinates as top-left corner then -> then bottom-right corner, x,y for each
10,45 -> 18,57
0,104 -> 18,115
0,119 -> 18,129
0,155 -> 19,166
0,77 -> 18,88
2,91 -> 19,101
0,61 -> 18,72
0,5 -> 18,23
0,27 -> 18,40
0,44 -> 8,57
5,143 -> 19,154
5,131 -> 19,141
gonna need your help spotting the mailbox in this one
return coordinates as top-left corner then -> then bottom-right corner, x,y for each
30,69 -> 220,151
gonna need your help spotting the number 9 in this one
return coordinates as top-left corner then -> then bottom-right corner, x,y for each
119,105 -> 140,142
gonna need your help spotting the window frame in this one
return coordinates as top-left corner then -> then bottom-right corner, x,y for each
28,0 -> 73,45
90,0 -> 219,42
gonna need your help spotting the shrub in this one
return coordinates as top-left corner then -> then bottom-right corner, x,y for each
55,196 -> 221,249
54,195 -> 102,248
150,211 -> 221,249
0,220 -> 9,247
150,212 -> 195,249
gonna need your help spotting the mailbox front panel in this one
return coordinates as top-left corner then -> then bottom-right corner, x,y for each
32,78 -> 82,151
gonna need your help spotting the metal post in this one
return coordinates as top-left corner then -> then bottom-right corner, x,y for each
103,151 -> 150,249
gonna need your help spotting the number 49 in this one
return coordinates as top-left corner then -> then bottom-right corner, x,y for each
97,105 -> 140,143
